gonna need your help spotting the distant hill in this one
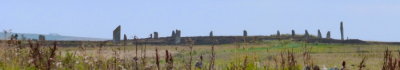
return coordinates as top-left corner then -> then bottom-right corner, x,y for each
0,33 -> 108,41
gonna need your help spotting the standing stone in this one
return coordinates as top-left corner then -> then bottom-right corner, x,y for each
174,30 -> 181,44
113,25 -> 121,44
209,31 -> 213,37
326,31 -> 331,39
14,34 -> 18,40
123,34 -> 127,46
291,30 -> 296,38
154,32 -> 159,39
304,30 -> 309,40
175,30 -> 181,37
11,34 -> 18,40
276,30 -> 280,38
243,30 -> 247,37
15,34 -> 18,40
317,29 -> 322,39
38,35 -> 45,41
340,21 -> 344,40
171,30 -> 176,38
150,34 -> 153,39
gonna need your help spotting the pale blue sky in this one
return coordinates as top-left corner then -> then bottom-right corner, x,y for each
1,0 -> 400,42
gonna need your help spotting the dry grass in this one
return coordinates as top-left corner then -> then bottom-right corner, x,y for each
1,40 -> 400,70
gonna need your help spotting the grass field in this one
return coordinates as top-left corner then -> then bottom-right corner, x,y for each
0,40 -> 399,70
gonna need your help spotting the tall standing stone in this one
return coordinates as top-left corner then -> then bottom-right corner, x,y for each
38,35 -> 45,41
317,29 -> 322,39
243,30 -> 247,37
340,21 -> 344,40
154,32 -> 159,39
174,30 -> 181,44
326,31 -> 331,39
123,34 -> 127,46
175,30 -> 181,38
171,30 -> 176,38
304,30 -> 309,40
113,25 -> 121,44
150,34 -> 153,39
276,30 -> 280,38
291,30 -> 296,38
209,31 -> 213,37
